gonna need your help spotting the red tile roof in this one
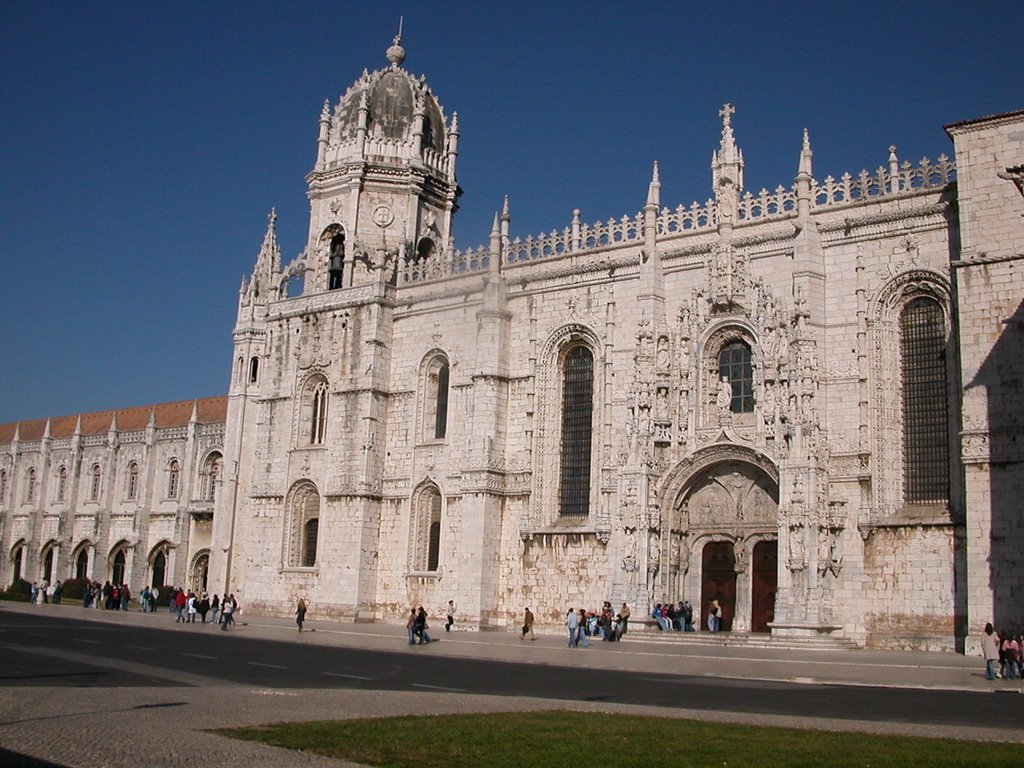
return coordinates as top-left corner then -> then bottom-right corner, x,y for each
0,395 -> 228,446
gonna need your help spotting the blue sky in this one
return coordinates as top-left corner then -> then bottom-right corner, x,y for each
1,1 -> 1020,424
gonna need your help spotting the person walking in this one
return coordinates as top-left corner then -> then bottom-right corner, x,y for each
406,608 -> 419,645
981,622 -> 1001,680
415,606 -> 432,644
445,600 -> 456,632
220,594 -> 236,630
210,594 -> 220,626
296,598 -> 307,632
521,607 -> 535,640
174,587 -> 187,623
619,602 -> 630,635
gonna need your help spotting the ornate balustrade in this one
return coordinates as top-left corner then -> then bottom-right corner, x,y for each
397,155 -> 955,286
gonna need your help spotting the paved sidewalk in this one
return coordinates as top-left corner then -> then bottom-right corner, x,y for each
0,601 -> 1021,767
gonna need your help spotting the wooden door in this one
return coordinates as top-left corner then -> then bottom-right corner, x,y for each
701,541 -> 736,631
751,540 -> 778,633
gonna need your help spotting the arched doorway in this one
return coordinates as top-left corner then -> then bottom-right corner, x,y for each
111,549 -> 126,585
701,541 -> 735,631
11,544 -> 24,584
42,546 -> 54,584
151,550 -> 167,589
74,546 -> 89,581
751,540 -> 778,633
661,447 -> 780,633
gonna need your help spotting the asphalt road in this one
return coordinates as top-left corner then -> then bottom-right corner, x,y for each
2,612 -> 1021,732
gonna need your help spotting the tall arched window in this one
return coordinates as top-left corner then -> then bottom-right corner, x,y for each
167,459 -> 180,498
559,346 -> 594,518
287,482 -> 320,567
311,383 -> 328,445
25,468 -> 36,504
411,485 -> 442,571
203,453 -> 222,502
249,357 -> 259,384
56,466 -> 68,503
75,547 -> 89,581
151,549 -> 166,588
12,545 -> 24,583
126,462 -> 140,500
901,297 -> 949,503
422,355 -> 450,441
719,340 -> 754,413
90,464 -> 102,501
42,547 -> 54,583
327,233 -> 345,290
0,469 -> 7,502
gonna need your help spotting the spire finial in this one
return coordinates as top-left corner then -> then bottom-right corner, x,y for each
268,207 -> 277,230
386,17 -> 406,67
719,102 -> 735,128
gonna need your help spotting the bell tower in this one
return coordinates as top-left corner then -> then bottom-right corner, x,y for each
303,34 -> 462,292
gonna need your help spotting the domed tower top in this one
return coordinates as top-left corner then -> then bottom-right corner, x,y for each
312,32 -> 457,175
304,30 -> 462,295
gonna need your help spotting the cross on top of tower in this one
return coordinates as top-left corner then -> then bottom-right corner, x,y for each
719,103 -> 735,127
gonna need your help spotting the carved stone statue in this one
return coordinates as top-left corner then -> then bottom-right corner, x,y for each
656,336 -> 670,370
717,376 -> 733,410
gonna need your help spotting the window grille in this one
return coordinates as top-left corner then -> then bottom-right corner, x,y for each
168,460 -> 180,498
434,362 -> 449,439
127,463 -> 139,500
26,468 -> 36,503
559,346 -> 594,518
719,341 -> 754,413
413,487 -> 442,571
289,484 -> 320,567
311,384 -> 328,445
205,455 -> 222,502
427,520 -> 441,571
901,298 -> 949,503
0,470 -> 6,502
90,465 -> 101,501
57,466 -> 67,502
303,518 -> 319,567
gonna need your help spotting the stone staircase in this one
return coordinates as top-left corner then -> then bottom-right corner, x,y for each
620,624 -> 861,652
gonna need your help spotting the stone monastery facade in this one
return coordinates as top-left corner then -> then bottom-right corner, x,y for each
2,37 -> 1022,652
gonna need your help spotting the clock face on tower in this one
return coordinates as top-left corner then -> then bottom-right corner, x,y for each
372,205 -> 394,228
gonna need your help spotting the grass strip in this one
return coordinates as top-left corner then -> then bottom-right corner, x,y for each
213,710 -> 1022,767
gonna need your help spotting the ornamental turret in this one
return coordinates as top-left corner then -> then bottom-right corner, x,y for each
302,35 -> 462,295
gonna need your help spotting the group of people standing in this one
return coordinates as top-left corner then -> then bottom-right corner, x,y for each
168,587 -> 237,629
80,581 -> 130,611
30,580 -> 63,604
981,623 -> 1023,680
